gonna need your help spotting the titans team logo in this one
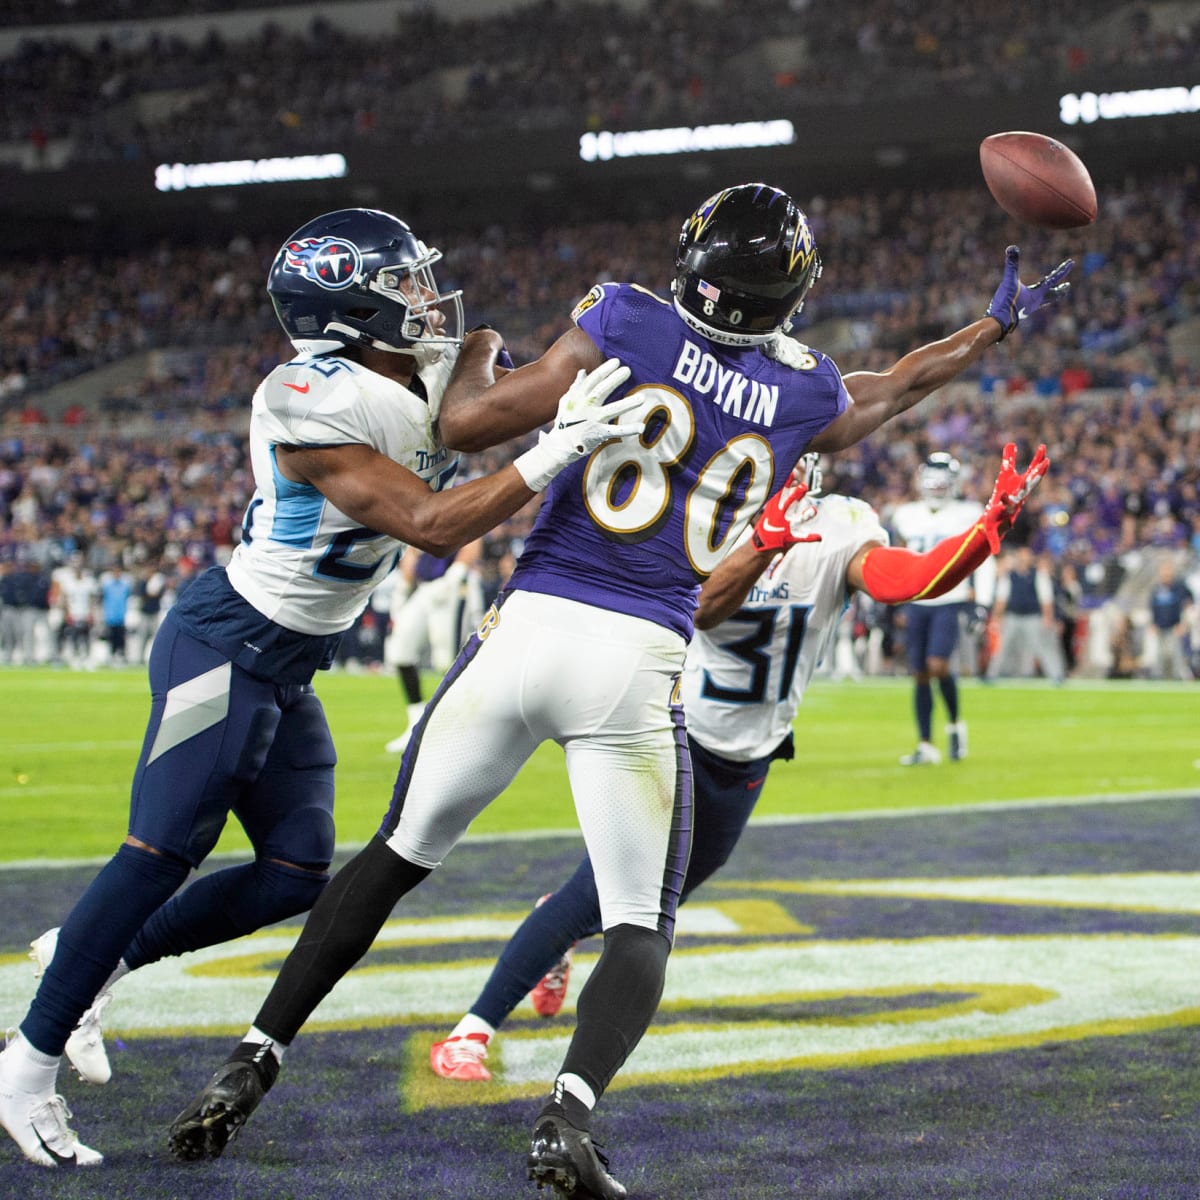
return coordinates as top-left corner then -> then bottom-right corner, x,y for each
281,236 -> 362,290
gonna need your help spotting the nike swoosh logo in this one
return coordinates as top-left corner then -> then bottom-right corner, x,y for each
282,381 -> 311,394
761,519 -> 785,534
35,1129 -> 75,1166
745,777 -> 766,790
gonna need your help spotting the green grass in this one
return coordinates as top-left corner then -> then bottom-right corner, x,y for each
1,667 -> 1196,862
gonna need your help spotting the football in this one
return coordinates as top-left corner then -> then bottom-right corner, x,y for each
979,131 -> 1097,229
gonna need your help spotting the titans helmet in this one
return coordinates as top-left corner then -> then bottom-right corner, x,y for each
918,452 -> 962,507
672,183 -> 822,347
267,208 -> 463,363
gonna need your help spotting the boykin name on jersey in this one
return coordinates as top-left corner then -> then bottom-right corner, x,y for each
508,282 -> 851,640
671,342 -> 779,426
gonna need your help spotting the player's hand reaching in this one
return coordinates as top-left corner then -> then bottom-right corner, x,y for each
985,246 -> 1073,340
752,480 -> 823,554
513,358 -> 643,492
762,331 -> 815,371
981,441 -> 1050,552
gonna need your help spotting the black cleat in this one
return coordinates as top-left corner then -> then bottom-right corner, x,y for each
527,1114 -> 627,1199
167,1045 -> 277,1161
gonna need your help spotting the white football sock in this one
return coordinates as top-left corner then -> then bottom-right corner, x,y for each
450,1014 -> 495,1042
0,1032 -> 60,1094
556,1072 -> 596,1110
244,1025 -> 286,1064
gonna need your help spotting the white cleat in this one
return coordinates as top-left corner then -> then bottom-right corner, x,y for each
899,740 -> 942,766
29,930 -> 113,1085
384,730 -> 412,754
385,702 -> 427,753
0,1092 -> 103,1168
0,1040 -> 102,1168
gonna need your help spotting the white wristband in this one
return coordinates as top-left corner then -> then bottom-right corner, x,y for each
513,435 -> 565,493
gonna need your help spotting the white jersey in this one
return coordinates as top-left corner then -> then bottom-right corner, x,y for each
889,497 -> 989,606
226,348 -> 459,636
53,566 -> 98,622
681,494 -> 889,762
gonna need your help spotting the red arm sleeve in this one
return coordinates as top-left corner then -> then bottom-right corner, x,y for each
859,519 -> 992,604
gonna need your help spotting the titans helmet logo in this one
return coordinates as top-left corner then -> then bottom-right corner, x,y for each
281,236 -> 362,291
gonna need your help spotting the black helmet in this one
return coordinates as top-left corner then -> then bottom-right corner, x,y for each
672,183 -> 822,347
267,208 -> 463,363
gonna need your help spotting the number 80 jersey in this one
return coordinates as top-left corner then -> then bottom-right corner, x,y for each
508,283 -> 850,640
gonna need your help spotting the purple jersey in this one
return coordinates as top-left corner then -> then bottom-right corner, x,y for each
414,553 -> 455,584
508,283 -> 849,638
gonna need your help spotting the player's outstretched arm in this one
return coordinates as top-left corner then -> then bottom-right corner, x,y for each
808,248 -> 1073,453
438,327 -> 606,452
695,481 -> 822,629
846,443 -> 1050,603
276,359 -> 639,557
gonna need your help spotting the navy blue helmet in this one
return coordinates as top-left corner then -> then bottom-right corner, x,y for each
672,183 -> 822,347
267,208 -> 463,363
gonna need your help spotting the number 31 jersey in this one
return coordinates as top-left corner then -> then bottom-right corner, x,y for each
682,494 -> 889,762
508,283 -> 850,639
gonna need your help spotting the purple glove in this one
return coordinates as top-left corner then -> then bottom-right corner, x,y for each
467,322 -> 514,369
985,246 -> 1074,340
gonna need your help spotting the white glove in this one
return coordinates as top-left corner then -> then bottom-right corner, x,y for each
514,358 -> 643,492
763,331 -> 814,371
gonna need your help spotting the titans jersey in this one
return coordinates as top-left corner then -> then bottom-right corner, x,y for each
225,349 -> 459,636
889,497 -> 991,607
509,283 -> 850,638
682,494 -> 889,761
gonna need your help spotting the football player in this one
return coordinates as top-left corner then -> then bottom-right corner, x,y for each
890,452 -> 994,764
168,185 -> 1071,1199
428,443 -> 1048,1084
381,538 -> 486,754
0,207 -> 638,1170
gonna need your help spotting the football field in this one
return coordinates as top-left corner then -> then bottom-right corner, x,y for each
1,669 -> 1198,1197
2,667 -> 1197,861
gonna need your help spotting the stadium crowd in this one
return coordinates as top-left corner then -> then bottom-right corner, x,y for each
2,0 -> 1198,682
4,0 -> 1197,163
3,162 -> 1199,679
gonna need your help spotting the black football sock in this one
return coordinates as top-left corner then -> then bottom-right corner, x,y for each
398,664 -> 422,705
548,923 -> 670,1113
254,836 -> 430,1045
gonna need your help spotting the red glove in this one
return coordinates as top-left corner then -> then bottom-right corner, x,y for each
751,481 -> 822,554
860,443 -> 1050,604
982,442 -> 1050,553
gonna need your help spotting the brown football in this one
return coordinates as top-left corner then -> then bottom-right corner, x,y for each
979,131 -> 1097,229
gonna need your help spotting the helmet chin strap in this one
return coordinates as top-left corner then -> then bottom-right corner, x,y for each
671,297 -> 776,347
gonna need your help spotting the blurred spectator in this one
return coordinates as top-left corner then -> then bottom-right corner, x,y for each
987,546 -> 1066,683
98,560 -> 134,665
1141,557 -> 1195,680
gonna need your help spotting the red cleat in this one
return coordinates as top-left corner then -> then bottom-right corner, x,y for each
429,1034 -> 491,1081
530,947 -> 573,1018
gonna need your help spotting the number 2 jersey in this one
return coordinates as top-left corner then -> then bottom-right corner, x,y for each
508,282 -> 851,640
682,494 -> 889,761
170,348 -> 459,682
